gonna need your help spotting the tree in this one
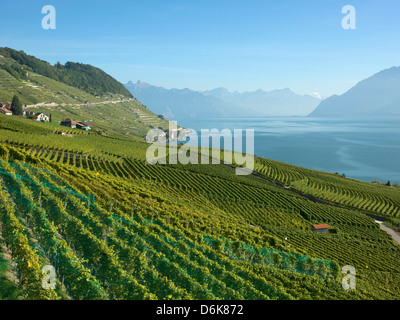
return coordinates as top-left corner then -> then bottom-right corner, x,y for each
10,95 -> 23,115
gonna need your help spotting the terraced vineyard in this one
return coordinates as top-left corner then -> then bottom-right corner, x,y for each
1,135 -> 400,300
255,157 -> 400,219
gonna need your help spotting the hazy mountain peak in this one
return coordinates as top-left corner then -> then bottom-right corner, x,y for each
310,92 -> 324,100
309,66 -> 400,118
127,80 -> 152,89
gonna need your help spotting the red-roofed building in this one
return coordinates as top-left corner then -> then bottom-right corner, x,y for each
312,224 -> 330,233
2,102 -> 12,110
0,106 -> 12,115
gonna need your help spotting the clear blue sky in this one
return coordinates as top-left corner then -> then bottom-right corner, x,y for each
1,0 -> 400,97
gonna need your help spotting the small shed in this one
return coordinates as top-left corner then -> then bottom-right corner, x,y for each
312,224 -> 330,233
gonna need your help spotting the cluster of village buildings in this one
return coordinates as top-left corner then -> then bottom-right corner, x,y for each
0,101 -> 92,132
0,101 -> 50,121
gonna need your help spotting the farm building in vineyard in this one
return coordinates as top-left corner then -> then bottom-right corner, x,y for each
61,119 -> 92,130
312,224 -> 330,233
76,121 -> 92,131
61,119 -> 77,128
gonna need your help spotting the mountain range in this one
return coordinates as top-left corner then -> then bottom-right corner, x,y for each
125,81 -> 321,121
127,66 -> 400,120
309,66 -> 400,118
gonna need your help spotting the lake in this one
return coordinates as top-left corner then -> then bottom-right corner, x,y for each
175,117 -> 400,183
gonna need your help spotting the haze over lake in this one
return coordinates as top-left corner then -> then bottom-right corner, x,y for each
179,117 -> 400,184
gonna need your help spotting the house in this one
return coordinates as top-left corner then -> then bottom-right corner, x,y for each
61,119 -> 77,128
1,102 -> 12,110
22,105 -> 28,116
25,110 -> 36,116
0,106 -> 12,115
312,224 -> 330,233
36,112 -> 49,122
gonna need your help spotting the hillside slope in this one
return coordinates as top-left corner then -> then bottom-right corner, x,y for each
0,47 -> 132,98
0,115 -> 399,300
309,66 -> 400,118
0,49 -> 169,139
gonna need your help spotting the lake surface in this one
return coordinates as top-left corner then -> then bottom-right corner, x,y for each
175,117 -> 400,183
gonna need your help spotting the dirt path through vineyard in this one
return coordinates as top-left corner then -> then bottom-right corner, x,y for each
375,221 -> 400,245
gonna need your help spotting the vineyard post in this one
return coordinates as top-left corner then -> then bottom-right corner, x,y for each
109,199 -> 113,213
131,204 -> 133,218
38,191 -> 42,207
193,217 -> 196,228
186,217 -> 188,229
168,212 -> 170,224
151,210 -> 154,222
249,253 -> 254,263
212,211 -> 215,234
103,228 -> 107,245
